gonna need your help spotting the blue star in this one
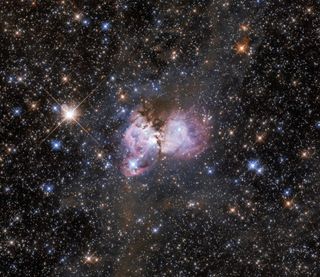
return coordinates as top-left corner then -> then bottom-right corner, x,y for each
102,36 -> 109,45
151,82 -> 160,92
129,159 -> 138,170
247,159 -> 264,174
12,107 -> 22,116
152,227 -> 160,234
234,179 -> 240,185
248,160 -> 259,170
101,21 -> 111,31
50,139 -> 62,151
206,166 -> 214,175
279,156 -> 286,164
104,161 -> 112,169
283,188 -> 292,197
82,18 -> 91,27
276,122 -> 284,133
8,76 -> 14,83
52,105 -> 60,113
256,167 -> 264,175
42,182 -> 54,193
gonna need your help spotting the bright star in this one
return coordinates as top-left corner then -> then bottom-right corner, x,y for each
82,18 -> 91,27
101,21 -> 110,31
283,188 -> 292,197
207,167 -> 214,175
248,159 -> 264,174
62,106 -> 77,121
50,139 -> 62,151
129,159 -> 138,170
248,160 -> 258,170
65,109 -> 75,119
152,227 -> 159,234
41,182 -> 54,193
12,107 -> 22,116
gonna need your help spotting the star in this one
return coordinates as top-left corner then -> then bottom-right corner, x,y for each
50,139 -> 62,151
62,106 -> 77,121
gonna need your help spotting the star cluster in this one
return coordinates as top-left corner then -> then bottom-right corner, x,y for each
1,0 -> 320,276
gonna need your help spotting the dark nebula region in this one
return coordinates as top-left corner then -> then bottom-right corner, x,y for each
2,1 -> 320,276
121,103 -> 209,176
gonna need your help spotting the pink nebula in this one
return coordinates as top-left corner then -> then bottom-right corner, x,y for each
120,108 -> 209,177
160,111 -> 208,159
120,112 -> 160,177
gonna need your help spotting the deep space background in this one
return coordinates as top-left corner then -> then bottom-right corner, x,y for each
1,0 -> 320,276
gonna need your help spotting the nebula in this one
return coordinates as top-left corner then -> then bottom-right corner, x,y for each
160,111 -> 208,159
121,111 -> 160,177
121,107 -> 209,177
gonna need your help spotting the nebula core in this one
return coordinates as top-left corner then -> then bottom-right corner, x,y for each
121,107 -> 209,176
